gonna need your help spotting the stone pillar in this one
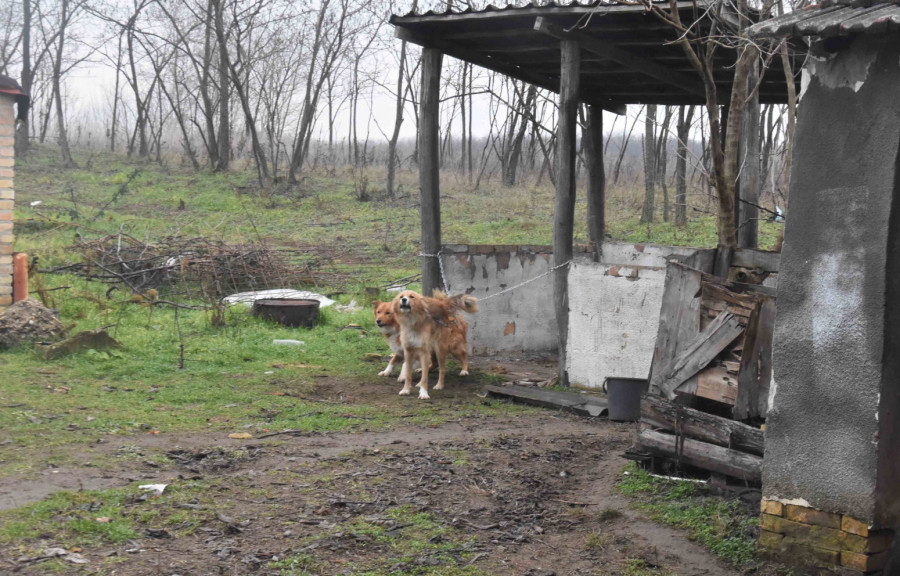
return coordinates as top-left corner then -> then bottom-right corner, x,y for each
761,35 -> 900,574
0,92 -> 15,311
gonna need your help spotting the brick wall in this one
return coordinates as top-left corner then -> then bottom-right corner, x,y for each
0,93 -> 14,311
760,499 -> 895,573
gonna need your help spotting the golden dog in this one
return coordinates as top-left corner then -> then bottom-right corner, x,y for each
391,290 -> 478,399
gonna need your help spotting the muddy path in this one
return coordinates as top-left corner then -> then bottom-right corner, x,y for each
0,408 -> 741,576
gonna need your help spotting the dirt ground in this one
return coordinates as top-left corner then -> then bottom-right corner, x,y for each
0,361 -> 744,576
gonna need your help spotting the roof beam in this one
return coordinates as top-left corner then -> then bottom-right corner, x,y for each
394,25 -> 626,114
533,16 -> 706,98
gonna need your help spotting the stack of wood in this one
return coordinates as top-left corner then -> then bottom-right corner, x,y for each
635,254 -> 778,483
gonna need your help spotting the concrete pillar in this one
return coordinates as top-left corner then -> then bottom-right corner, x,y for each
0,92 -> 15,312
761,35 -> 900,574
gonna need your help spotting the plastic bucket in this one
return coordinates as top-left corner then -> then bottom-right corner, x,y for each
605,378 -> 649,422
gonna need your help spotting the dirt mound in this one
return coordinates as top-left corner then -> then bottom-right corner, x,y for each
0,298 -> 67,348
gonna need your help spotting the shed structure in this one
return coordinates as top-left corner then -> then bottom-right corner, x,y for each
749,1 -> 900,573
390,0 -> 801,385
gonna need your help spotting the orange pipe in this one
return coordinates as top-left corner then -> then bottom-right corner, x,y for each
13,252 -> 28,302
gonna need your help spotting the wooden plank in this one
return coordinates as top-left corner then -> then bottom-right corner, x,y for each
693,366 -> 738,405
648,262 -> 703,396
533,17 -> 706,97
585,104 -> 605,261
484,385 -> 609,417
655,311 -> 745,400
640,395 -> 765,455
732,249 -> 780,273
734,297 -> 776,420
636,428 -> 762,481
554,39 -> 579,387
419,48 -> 443,296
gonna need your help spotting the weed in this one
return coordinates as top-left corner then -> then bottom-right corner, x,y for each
617,463 -> 759,568
583,531 -> 608,551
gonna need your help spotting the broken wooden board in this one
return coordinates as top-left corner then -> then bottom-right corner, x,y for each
636,428 -> 762,482
648,263 -> 703,396
692,366 -> 738,405
734,297 -> 776,420
654,311 -> 745,400
641,395 -> 764,456
483,385 -> 608,417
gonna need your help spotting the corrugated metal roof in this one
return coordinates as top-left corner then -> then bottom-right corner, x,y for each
394,0 -> 694,21
749,0 -> 900,37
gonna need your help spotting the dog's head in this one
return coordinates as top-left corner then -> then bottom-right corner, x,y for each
373,300 -> 398,331
392,290 -> 423,317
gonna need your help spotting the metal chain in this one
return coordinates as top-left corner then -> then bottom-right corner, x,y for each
419,253 -> 572,303
419,251 -> 450,293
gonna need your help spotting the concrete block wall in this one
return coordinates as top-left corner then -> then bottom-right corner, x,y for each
439,242 -> 701,389
0,93 -> 14,311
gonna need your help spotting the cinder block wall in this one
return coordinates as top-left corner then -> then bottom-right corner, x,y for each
0,93 -> 14,311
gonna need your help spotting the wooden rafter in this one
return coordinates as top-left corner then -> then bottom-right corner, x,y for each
533,16 -> 706,98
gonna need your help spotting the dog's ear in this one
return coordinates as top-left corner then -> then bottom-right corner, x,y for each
372,300 -> 381,309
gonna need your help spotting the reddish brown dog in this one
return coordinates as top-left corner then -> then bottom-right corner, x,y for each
390,290 -> 477,399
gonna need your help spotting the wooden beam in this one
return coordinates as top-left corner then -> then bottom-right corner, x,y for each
554,39 -> 579,387
654,311 -> 745,400
737,60 -> 761,249
585,105 -> 605,261
395,26 -> 625,114
484,384 -> 608,417
732,248 -> 780,273
419,48 -> 443,296
637,428 -> 762,481
533,17 -> 705,98
641,395 -> 765,456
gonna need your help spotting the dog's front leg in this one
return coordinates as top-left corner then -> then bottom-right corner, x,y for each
398,349 -> 414,396
417,350 -> 431,400
379,354 -> 399,377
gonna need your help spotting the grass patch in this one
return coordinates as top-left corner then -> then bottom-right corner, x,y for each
273,505 -> 487,576
617,463 -> 759,568
0,488 -> 139,549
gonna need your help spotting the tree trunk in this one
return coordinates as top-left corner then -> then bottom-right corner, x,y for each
640,104 -> 657,224
15,0 -> 32,156
215,0 -> 230,172
53,0 -> 75,168
387,37 -> 408,198
675,105 -> 695,228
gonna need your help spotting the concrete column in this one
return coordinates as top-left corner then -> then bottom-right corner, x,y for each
761,35 -> 900,574
0,93 -> 15,311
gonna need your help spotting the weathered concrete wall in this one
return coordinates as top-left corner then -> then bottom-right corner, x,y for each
765,35 -> 900,529
0,93 -> 14,311
440,243 -> 701,390
440,244 -> 572,353
566,244 -> 701,388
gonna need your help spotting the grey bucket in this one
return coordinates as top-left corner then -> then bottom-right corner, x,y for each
605,378 -> 649,422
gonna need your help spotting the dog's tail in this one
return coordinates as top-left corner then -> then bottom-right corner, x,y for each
436,291 -> 478,314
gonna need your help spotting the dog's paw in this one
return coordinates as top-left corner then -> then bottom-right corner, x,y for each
397,375 -> 406,384
378,369 -> 391,377
398,388 -> 411,396
418,389 -> 430,400
459,370 -> 469,377
433,382 -> 444,390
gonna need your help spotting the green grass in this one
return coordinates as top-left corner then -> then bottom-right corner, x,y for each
0,488 -> 139,548
617,463 -> 759,568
